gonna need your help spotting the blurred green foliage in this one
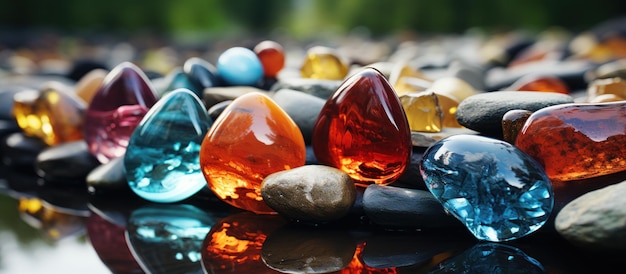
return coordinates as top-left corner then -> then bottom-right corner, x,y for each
0,0 -> 624,36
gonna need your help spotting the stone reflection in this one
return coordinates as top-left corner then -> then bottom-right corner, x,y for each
429,242 -> 545,273
126,204 -> 221,274
86,213 -> 143,274
360,232 -> 472,270
18,197 -> 87,241
201,212 -> 287,274
261,226 -> 356,273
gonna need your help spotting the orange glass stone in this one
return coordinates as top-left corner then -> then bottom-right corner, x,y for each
501,109 -> 532,144
12,82 -> 86,145
515,102 -> 626,182
201,212 -> 287,273
75,68 -> 107,104
400,91 -> 443,133
312,67 -> 412,186
200,92 -> 306,214
589,93 -> 625,103
508,74 -> 569,94
388,63 -> 432,96
254,40 -> 285,78
300,46 -> 348,80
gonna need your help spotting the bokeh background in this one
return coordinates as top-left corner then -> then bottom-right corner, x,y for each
1,0 -> 625,38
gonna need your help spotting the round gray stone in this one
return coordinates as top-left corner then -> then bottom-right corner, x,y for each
261,165 -> 355,222
555,180 -> 626,250
456,91 -> 574,138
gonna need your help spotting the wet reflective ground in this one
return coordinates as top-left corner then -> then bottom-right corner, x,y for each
1,161 -> 625,274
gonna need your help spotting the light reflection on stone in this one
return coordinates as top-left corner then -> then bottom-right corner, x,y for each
429,243 -> 544,273
126,204 -> 222,274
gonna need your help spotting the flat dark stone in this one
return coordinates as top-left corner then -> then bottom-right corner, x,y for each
456,91 -> 574,138
1,132 -> 47,170
270,77 -> 342,99
362,184 -> 461,229
35,140 -> 101,183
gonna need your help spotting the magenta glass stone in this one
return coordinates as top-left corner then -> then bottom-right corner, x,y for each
84,62 -> 158,163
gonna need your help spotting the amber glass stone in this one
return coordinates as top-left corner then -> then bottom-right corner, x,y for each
201,212 -> 287,274
400,91 -> 443,133
75,68 -> 107,104
312,67 -> 412,186
254,40 -> 285,78
509,74 -> 569,94
426,77 -> 476,102
388,63 -> 432,96
587,77 -> 626,101
502,109 -> 532,144
515,102 -> 626,182
13,82 -> 86,145
200,92 -> 306,214
436,93 -> 463,128
300,46 -> 348,80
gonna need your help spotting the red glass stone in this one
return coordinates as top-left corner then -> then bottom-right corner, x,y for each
201,212 -> 286,274
508,74 -> 569,94
515,102 -> 626,182
254,40 -> 285,78
200,92 -> 306,214
312,67 -> 412,186
84,62 -> 158,163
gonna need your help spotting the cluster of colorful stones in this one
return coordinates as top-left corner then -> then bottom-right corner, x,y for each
7,32 -> 626,247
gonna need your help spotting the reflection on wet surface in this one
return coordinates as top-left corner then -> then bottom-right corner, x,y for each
1,162 -> 626,274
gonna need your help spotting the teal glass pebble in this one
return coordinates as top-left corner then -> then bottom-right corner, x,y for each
124,88 -> 212,203
217,47 -> 264,86
419,134 -> 554,242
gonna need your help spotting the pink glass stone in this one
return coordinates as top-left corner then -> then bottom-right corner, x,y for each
84,62 -> 158,163
312,67 -> 412,186
515,101 -> 626,182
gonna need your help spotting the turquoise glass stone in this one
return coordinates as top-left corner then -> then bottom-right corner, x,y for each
419,135 -> 554,242
217,47 -> 263,86
124,88 -> 212,203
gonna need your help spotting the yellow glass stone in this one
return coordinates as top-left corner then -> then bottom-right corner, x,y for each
12,82 -> 86,145
300,46 -> 348,80
426,77 -> 476,102
389,63 -> 432,96
75,68 -> 107,104
13,88 -> 40,137
435,92 -> 463,128
587,77 -> 626,101
400,91 -> 443,132
590,93 -> 625,103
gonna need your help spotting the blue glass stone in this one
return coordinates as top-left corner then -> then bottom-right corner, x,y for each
419,134 -> 554,242
124,88 -> 212,203
216,47 -> 263,86
430,243 -> 545,273
158,67 -> 203,98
